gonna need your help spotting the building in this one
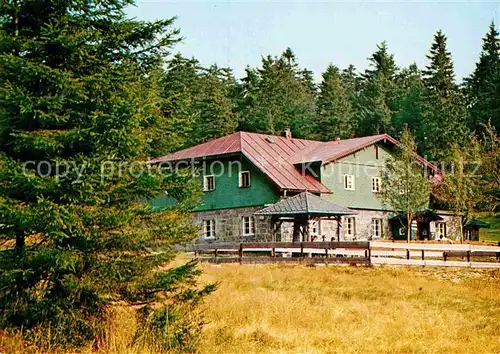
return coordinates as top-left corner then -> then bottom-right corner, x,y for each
150,130 -> 461,242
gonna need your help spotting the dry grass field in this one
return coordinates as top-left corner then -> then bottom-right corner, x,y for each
2,262 -> 500,354
198,264 -> 500,354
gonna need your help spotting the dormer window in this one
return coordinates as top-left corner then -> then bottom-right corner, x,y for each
239,171 -> 250,188
203,175 -> 215,191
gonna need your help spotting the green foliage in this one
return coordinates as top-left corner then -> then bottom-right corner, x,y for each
380,129 -> 431,242
421,30 -> 469,160
465,22 -> 500,134
158,55 -> 238,152
0,0 -> 213,350
314,64 -> 354,140
238,48 -> 317,138
355,42 -> 398,136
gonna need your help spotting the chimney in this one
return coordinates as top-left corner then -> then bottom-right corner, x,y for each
282,128 -> 292,140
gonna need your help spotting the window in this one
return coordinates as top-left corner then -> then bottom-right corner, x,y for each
371,218 -> 382,239
311,221 -> 319,236
371,177 -> 381,193
436,222 -> 446,239
241,216 -> 255,236
202,219 -> 216,239
343,174 -> 355,190
345,217 -> 355,238
203,175 -> 215,191
239,171 -> 251,188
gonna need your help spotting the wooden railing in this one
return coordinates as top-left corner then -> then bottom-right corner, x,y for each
190,241 -> 500,268
190,241 -> 371,265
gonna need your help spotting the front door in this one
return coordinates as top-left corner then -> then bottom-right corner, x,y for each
418,222 -> 430,240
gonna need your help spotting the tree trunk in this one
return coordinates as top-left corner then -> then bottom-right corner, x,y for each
407,214 -> 412,243
15,230 -> 25,251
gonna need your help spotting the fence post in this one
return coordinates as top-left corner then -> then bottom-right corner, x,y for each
214,248 -> 218,261
406,249 -> 410,260
239,243 -> 243,264
443,251 -> 447,262
466,250 -> 470,263
421,249 -> 425,261
300,242 -> 304,258
368,245 -> 372,265
272,248 -> 276,258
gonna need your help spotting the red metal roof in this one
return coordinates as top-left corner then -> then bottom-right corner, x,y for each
150,131 -> 329,193
150,131 -> 442,193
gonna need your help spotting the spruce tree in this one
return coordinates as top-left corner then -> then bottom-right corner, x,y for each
0,0 -> 212,349
193,65 -> 238,142
465,22 -> 500,133
392,64 -> 425,140
314,64 -> 354,140
356,42 -> 398,136
238,48 -> 317,138
421,30 -> 468,160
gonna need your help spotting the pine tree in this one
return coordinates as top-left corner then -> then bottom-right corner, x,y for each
423,30 -> 456,96
193,65 -> 238,142
355,42 -> 398,136
238,48 -> 317,138
314,64 -> 354,140
363,41 -> 398,81
392,64 -> 425,140
421,30 -> 468,160
465,22 -> 500,134
0,0 -> 212,349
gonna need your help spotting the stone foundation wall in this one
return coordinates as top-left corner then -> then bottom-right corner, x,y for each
193,206 -> 273,242
193,207 -> 462,243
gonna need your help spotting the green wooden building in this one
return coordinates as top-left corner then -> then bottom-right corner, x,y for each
150,130 -> 460,242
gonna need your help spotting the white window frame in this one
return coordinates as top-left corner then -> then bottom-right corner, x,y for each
202,219 -> 216,239
371,177 -> 381,193
241,216 -> 255,236
436,222 -> 446,239
203,175 -> 215,191
371,218 -> 382,239
345,217 -> 355,238
343,174 -> 355,190
239,170 -> 251,188
311,221 -> 320,236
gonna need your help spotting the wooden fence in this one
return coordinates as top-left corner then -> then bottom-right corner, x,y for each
190,241 -> 500,268
191,241 -> 371,265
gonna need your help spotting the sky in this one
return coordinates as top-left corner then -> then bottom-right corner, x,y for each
127,1 -> 500,83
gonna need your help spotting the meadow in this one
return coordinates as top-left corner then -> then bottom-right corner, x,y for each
2,262 -> 500,354
198,264 -> 500,354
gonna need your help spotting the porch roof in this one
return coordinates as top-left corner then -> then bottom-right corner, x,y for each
255,192 -> 355,217
464,219 -> 490,228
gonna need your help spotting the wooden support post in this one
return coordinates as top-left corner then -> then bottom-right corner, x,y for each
325,248 -> 328,258
443,251 -> 447,262
215,248 -> 218,260
368,247 -> 372,263
421,249 -> 425,261
300,242 -> 304,258
406,249 -> 410,260
364,249 -> 368,258
239,243 -> 243,264
272,248 -> 276,258
466,250 -> 470,263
